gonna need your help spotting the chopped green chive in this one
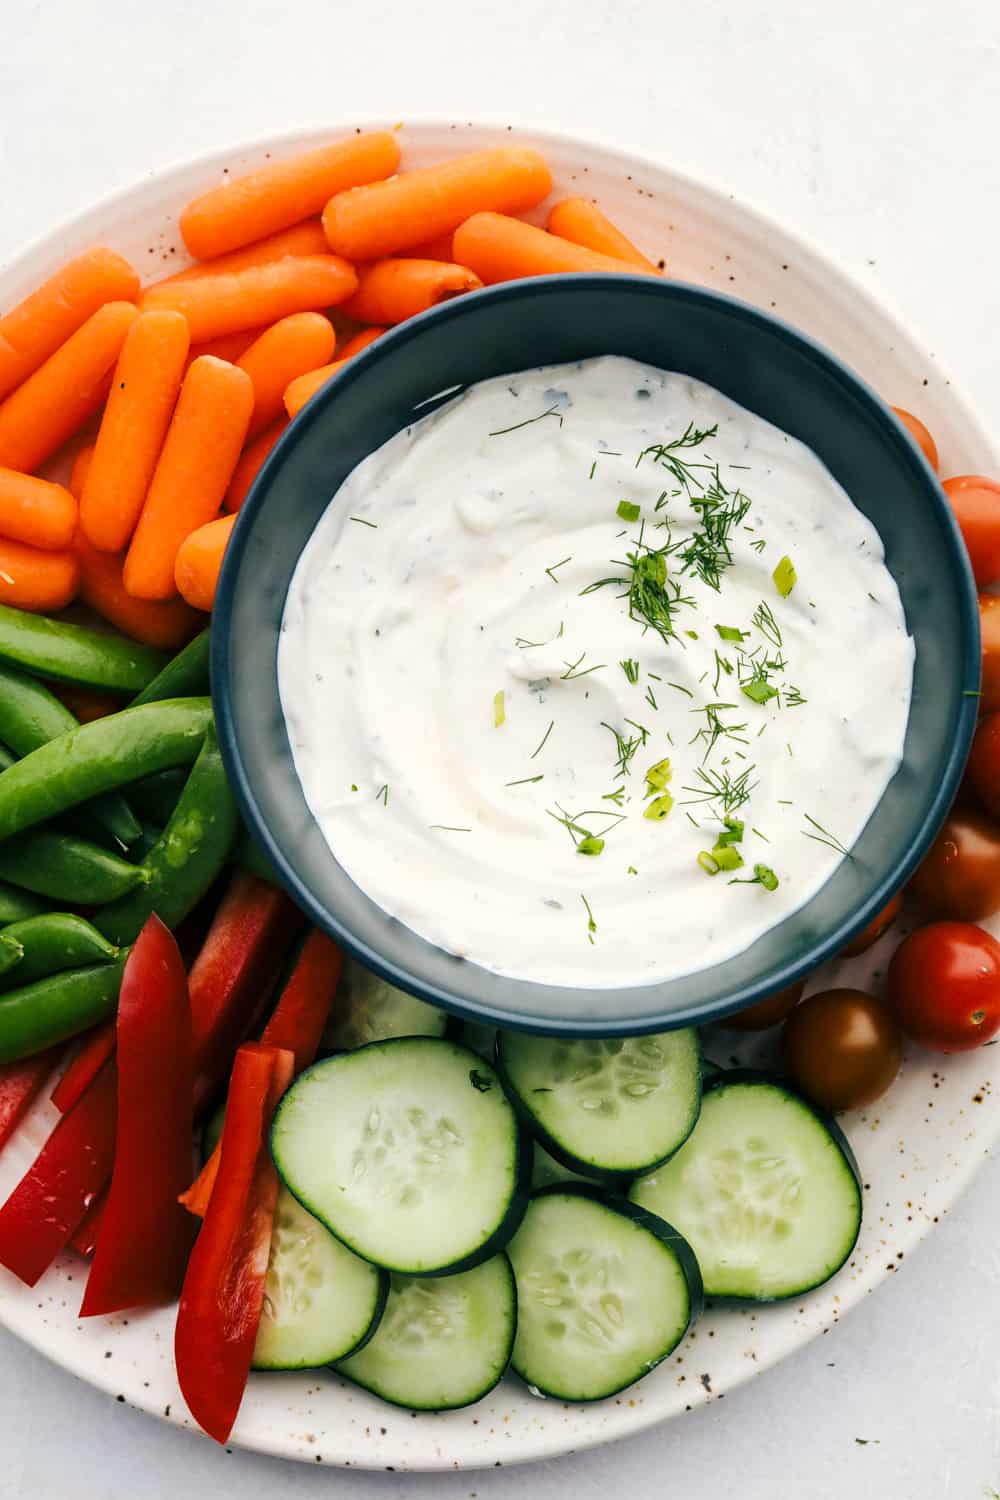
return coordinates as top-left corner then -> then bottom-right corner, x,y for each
710,844 -> 744,872
645,757 -> 673,793
773,555 -> 797,597
643,792 -> 674,822
715,624 -> 746,642
351,783 -> 358,792
685,630 -> 699,640
742,678 -> 779,705
617,500 -> 641,523
716,817 -> 744,847
730,863 -> 780,891
577,836 -> 605,856
697,850 -> 720,875
627,865 -> 638,875
493,689 -> 506,727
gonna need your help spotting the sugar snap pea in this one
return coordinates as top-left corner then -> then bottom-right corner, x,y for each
0,745 -> 14,773
95,722 -> 238,946
0,958 -> 125,1064
0,603 -> 167,693
0,913 -> 118,990
0,829 -> 146,904
0,663 -> 141,848
0,933 -> 22,978
131,628 -> 211,707
0,698 -> 214,842
0,881 -> 48,925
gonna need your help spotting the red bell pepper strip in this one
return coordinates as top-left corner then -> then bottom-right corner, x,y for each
175,1042 -> 294,1445
0,1060 -> 117,1285
70,1190 -> 106,1257
51,1019 -> 116,1114
181,929 -> 341,1218
80,915 -> 194,1316
0,1046 -> 63,1150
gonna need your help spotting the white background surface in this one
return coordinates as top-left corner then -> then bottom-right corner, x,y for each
1,0 -> 999,1495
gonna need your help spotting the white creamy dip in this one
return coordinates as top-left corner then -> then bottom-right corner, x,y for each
279,357 -> 914,989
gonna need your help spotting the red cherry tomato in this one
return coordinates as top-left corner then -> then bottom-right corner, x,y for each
909,806 -> 1000,921
966,713 -> 1000,820
721,981 -> 804,1031
891,407 -> 939,471
887,921 -> 1000,1052
943,476 -> 1000,586
981,594 -> 1000,714
781,989 -> 902,1111
841,892 -> 904,956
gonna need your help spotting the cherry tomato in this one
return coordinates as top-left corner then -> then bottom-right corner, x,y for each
721,980 -> 804,1031
980,593 -> 1000,714
891,407 -> 939,471
943,476 -> 1000,586
781,988 -> 902,1111
887,920 -> 1000,1052
841,892 -> 904,956
909,805 -> 1000,920
966,712 -> 1000,820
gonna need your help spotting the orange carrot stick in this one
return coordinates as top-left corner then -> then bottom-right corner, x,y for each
281,328 -> 387,420
154,220 -> 328,287
80,311 -> 190,554
404,232 -> 456,262
124,357 -> 253,600
452,213 -> 651,285
322,147 -> 552,262
68,444 -> 95,499
75,529 -> 203,649
237,313 -> 336,437
547,198 -> 661,273
181,132 -> 402,261
0,248 -> 139,402
341,260 -> 482,325
187,330 -> 264,365
224,418 -> 289,512
0,537 -> 79,612
0,469 -> 77,551
338,327 -> 387,359
175,515 -> 235,611
0,302 -> 138,473
141,257 -> 357,343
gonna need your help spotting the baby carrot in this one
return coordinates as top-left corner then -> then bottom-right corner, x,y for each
69,444 -> 95,499
175,515 -> 235,611
338,327 -> 387,359
0,248 -> 139,402
157,221 -> 328,286
0,470 -> 77,551
547,198 -> 661,272
0,538 -> 79,612
282,329 -> 387,419
124,357 -> 253,600
405,232 -> 456,262
80,311 -> 190,553
75,530 -> 203,649
341,260 -> 482,325
322,147 -> 552,262
452,213 -> 650,284
187,330 -> 264,365
181,132 -> 401,260
224,418 -> 289,512
141,257 -> 357,343
237,313 -> 336,437
0,302 -> 138,474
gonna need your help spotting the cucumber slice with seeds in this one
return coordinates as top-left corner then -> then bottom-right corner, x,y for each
508,1186 -> 701,1402
337,1254 -> 516,1410
629,1071 -> 862,1302
323,961 -> 447,1051
496,1028 -> 701,1180
272,1038 -> 530,1275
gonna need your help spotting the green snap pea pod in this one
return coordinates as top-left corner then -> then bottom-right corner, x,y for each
0,698 -> 213,842
127,768 -> 187,826
0,829 -> 146,904
0,745 -> 14,773
0,881 -> 48,925
127,822 -> 163,862
95,722 -> 238,946
0,663 -> 141,848
0,933 -> 22,978
0,913 -> 118,990
0,958 -> 125,1065
130,628 -> 211,707
0,604 -> 168,693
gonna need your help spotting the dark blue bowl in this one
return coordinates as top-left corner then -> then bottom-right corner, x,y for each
213,275 -> 979,1036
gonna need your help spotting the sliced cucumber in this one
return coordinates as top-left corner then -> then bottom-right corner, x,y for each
496,1028 -> 701,1180
531,1143 -> 595,1192
508,1186 -> 701,1402
630,1072 -> 862,1301
323,960 -> 447,1051
337,1254 -> 516,1410
272,1038 -> 530,1275
252,1187 -> 386,1371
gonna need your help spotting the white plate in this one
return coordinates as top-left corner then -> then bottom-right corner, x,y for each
0,121 -> 997,1473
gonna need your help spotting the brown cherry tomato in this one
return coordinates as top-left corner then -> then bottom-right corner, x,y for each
909,805 -> 1000,921
887,921 -> 1000,1052
781,988 -> 902,1111
943,476 -> 1000,586
721,980 -> 804,1031
965,712 -> 1000,820
891,407 -> 939,471
841,892 -> 904,956
980,593 -> 1000,714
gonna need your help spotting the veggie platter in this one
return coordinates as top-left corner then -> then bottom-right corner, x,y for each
0,122 -> 997,1472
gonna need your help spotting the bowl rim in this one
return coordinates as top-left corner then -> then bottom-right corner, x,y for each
213,270 -> 980,1035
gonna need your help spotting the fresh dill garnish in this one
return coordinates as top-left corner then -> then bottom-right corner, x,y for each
602,786 -> 626,806
750,538 -> 767,553
624,718 -> 650,742
677,468 -> 752,590
690,701 -> 749,761
505,774 -> 544,787
867,591 -> 877,602
685,810 -> 699,827
712,648 -> 734,693
729,863 -> 780,891
620,658 -> 640,684
530,720 -> 555,759
752,600 -> 782,649
617,499 -> 641,523
581,528 -> 694,642
681,764 -> 759,819
751,826 -> 769,841
547,802 -> 626,848
638,423 -> 719,496
429,824 -> 472,832
602,721 -> 645,778
740,657 -> 780,705
648,672 -> 662,681
489,403 -> 563,437
561,652 -> 606,680
546,556 -> 572,583
645,683 -> 658,710
515,635 -> 543,649
668,681 -> 694,697
581,893 -> 597,943
376,784 -> 389,805
783,684 -> 807,707
349,516 -> 378,528
801,813 -> 852,857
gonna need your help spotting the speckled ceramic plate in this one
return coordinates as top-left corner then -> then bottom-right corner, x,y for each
0,122 -> 996,1472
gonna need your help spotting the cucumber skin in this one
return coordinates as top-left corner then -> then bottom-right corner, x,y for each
493,1030 -> 703,1187
252,1247 -> 389,1373
511,1184 -> 703,1402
